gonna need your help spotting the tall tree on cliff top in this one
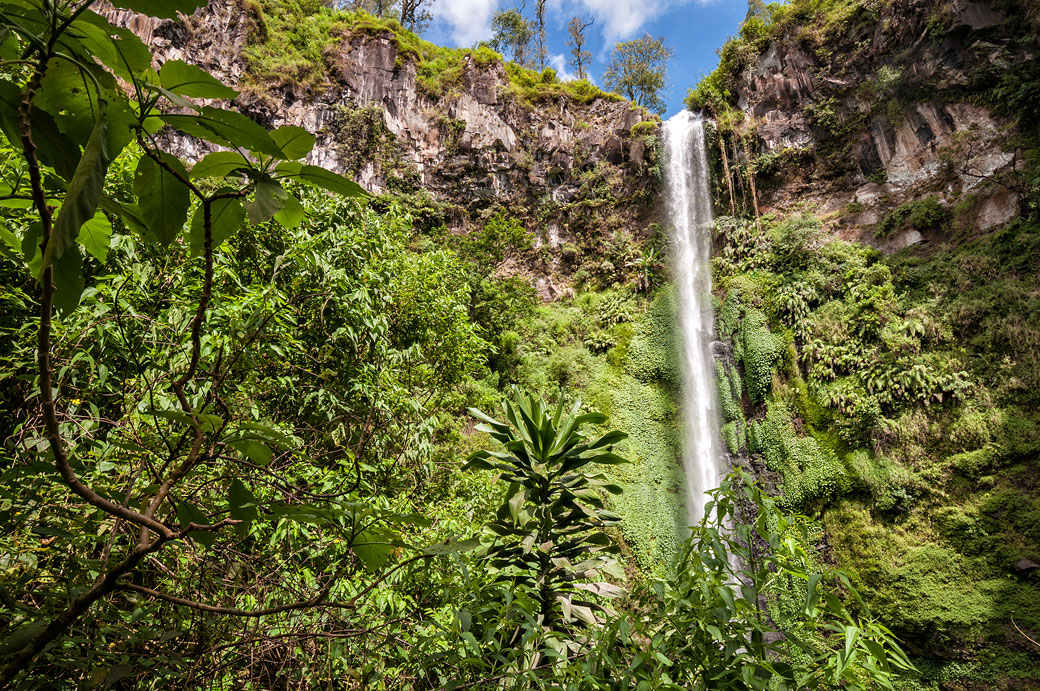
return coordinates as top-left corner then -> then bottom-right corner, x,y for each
746,0 -> 768,20
490,6 -> 534,66
603,34 -> 672,114
399,0 -> 432,32
568,16 -> 594,80
534,0 -> 548,70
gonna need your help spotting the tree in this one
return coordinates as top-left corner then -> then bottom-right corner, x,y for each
603,33 -> 673,114
567,16 -> 595,81
399,0 -> 433,32
533,0 -> 548,70
746,0 -> 768,21
490,6 -> 534,66
0,0 -> 452,684
462,391 -> 629,676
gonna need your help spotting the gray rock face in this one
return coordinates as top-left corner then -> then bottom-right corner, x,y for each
99,0 -> 660,290
729,0 -> 1028,248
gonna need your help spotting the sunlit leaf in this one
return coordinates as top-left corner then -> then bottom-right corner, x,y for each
159,60 -> 238,100
189,196 -> 246,256
270,125 -> 315,159
43,112 -> 109,275
76,211 -> 112,262
135,153 -> 190,246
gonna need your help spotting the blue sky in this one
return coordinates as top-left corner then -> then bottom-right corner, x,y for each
424,0 -> 748,117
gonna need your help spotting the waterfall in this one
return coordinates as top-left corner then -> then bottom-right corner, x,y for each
663,111 -> 724,526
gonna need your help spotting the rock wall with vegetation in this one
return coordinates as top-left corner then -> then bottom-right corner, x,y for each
102,0 -> 662,298
690,0 -> 1037,252
690,0 -> 1040,687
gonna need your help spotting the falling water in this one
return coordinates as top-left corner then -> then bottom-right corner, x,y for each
663,111 -> 724,526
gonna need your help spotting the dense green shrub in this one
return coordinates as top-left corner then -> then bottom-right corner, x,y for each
875,196 -> 949,239
739,309 -> 784,403
761,401 -> 850,509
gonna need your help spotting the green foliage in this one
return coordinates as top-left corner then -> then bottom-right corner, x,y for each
488,7 -> 534,65
508,285 -> 685,572
462,391 -> 628,673
242,1 -> 618,107
716,360 -> 744,423
713,200 -> 1040,683
740,308 -> 784,403
603,33 -> 673,114
762,401 -> 850,508
875,196 -> 949,239
721,420 -> 746,454
0,3 -> 492,685
578,471 -> 915,689
626,286 -> 682,388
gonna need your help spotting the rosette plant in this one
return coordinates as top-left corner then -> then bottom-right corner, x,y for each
462,391 -> 629,673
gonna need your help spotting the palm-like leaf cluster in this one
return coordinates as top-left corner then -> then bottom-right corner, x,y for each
464,391 -> 628,629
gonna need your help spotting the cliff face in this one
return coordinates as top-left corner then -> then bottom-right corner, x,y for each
101,1 -> 660,298
726,0 -> 1034,251
704,2 -> 1040,682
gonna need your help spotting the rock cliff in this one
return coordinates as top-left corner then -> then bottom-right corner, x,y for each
100,1 -> 660,298
720,0 -> 1035,251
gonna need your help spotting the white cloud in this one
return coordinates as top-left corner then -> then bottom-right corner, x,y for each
549,0 -> 709,45
432,0 -> 500,46
548,53 -> 576,81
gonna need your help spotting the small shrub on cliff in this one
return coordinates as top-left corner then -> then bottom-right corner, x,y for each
875,196 -> 948,239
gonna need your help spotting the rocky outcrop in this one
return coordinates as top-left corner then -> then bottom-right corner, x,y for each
100,1 -> 660,294
727,0 -> 1033,248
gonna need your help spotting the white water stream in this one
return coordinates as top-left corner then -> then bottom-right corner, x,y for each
663,111 -> 724,526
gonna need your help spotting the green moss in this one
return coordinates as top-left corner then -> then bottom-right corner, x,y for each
626,287 -> 681,389
721,421 -> 745,455
876,196 -> 949,239
715,361 -> 743,424
762,400 -> 850,509
739,308 -> 784,403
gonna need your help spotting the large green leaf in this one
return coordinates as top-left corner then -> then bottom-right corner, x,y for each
228,479 -> 259,535
73,13 -> 153,82
353,532 -> 392,571
162,107 -> 284,158
190,151 -> 253,178
175,501 -> 216,547
423,537 -> 482,556
52,244 -> 84,318
270,125 -> 315,159
228,437 -> 273,466
0,82 -> 81,181
76,211 -> 112,262
134,153 -> 190,246
273,192 -> 305,228
274,162 -> 366,197
42,113 -> 110,275
106,0 -> 207,19
244,178 -> 287,224
158,60 -> 238,100
189,196 -> 246,256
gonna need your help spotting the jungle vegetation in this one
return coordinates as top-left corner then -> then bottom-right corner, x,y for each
691,1 -> 1040,687
0,0 -> 919,688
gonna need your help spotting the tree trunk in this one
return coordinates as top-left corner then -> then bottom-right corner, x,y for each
740,135 -> 761,230
718,131 -> 736,217
730,137 -> 748,216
